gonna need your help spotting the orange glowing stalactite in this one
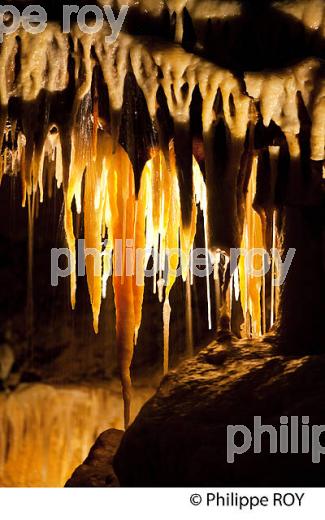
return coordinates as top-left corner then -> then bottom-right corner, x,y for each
239,155 -> 265,338
144,146 -> 182,374
109,145 -> 137,429
140,147 -> 200,374
84,140 -> 105,334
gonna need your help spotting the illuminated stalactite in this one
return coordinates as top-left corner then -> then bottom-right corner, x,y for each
0,20 -> 324,425
239,156 -> 265,338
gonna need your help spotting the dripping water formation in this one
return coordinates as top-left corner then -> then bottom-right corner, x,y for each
0,0 -> 324,486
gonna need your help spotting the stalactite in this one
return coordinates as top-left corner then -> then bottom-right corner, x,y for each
311,77 -> 325,162
214,252 -> 221,330
185,275 -> 194,356
26,191 -> 36,351
0,32 -> 16,154
162,150 -> 181,373
95,32 -> 131,151
163,298 -> 172,375
239,156 -> 265,338
270,210 -> 278,329
154,46 -> 198,228
274,0 -> 325,36
203,202 -> 212,331
167,0 -> 187,43
199,64 -> 250,252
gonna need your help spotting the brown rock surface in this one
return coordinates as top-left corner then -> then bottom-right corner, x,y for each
66,429 -> 123,487
113,340 -> 325,486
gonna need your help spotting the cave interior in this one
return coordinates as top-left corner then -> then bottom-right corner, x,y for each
0,0 -> 324,487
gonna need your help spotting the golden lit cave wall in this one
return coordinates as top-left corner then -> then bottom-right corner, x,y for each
0,383 -> 154,487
